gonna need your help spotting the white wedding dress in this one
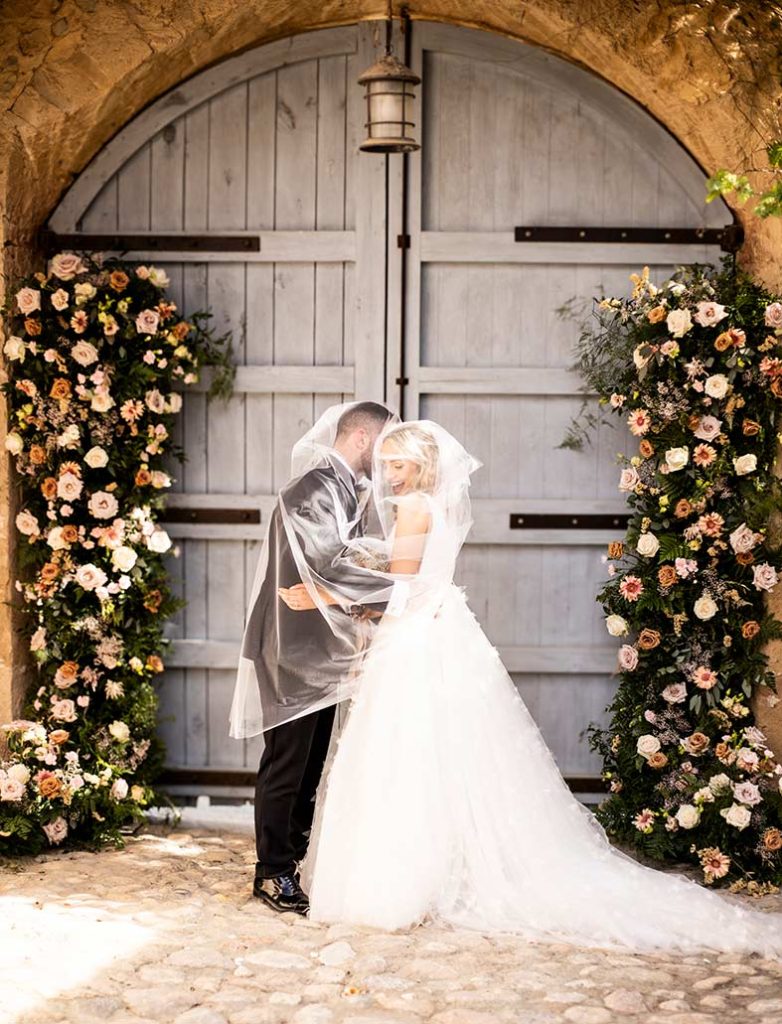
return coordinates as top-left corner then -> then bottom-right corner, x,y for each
299,447 -> 782,957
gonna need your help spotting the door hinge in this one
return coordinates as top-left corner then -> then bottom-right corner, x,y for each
397,233 -> 411,249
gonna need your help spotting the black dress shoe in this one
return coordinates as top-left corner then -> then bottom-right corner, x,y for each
253,872 -> 309,915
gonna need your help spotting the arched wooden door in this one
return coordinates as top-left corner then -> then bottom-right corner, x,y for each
47,21 -> 730,795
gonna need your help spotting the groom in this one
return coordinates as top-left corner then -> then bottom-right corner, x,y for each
245,401 -> 395,914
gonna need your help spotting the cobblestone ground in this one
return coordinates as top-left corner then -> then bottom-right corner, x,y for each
2,824 -> 782,1024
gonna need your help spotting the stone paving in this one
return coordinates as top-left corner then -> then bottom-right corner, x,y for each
2,823 -> 782,1024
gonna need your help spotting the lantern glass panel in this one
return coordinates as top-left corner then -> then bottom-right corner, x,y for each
368,80 -> 406,139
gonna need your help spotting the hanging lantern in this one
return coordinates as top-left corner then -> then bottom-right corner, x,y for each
358,38 -> 421,153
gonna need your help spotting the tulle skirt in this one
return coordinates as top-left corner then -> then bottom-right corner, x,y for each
301,584 -> 782,957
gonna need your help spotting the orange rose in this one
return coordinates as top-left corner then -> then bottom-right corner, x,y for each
50,378 -> 72,400
172,321 -> 191,341
771,377 -> 782,399
742,419 -> 761,436
143,589 -> 163,613
146,654 -> 164,673
687,413 -> 702,432
41,477 -> 58,499
639,439 -> 654,458
736,551 -> 755,565
647,751 -> 668,769
674,499 -> 692,518
54,660 -> 80,688
684,732 -> 710,756
61,524 -> 79,544
24,317 -> 42,336
48,730 -> 70,745
714,331 -> 733,352
109,270 -> 130,292
135,468 -> 152,486
714,741 -> 731,761
39,562 -> 60,583
637,628 -> 661,650
38,775 -> 62,798
742,620 -> 761,639
29,445 -> 46,465
763,828 -> 782,851
607,541 -> 624,560
658,565 -> 678,587
648,306 -> 666,324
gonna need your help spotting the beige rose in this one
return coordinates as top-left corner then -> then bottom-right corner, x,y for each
49,253 -> 87,280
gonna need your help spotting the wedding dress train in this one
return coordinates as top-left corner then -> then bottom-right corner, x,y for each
301,582 -> 782,958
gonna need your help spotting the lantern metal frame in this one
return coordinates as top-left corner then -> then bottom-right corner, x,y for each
357,3 -> 421,154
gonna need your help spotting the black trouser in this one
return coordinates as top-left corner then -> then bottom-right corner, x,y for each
254,704 -> 336,879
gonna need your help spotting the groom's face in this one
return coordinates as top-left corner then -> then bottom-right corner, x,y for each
357,423 -> 385,478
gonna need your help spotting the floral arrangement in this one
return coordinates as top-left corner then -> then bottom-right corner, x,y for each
569,260 -> 782,887
0,251 -> 232,854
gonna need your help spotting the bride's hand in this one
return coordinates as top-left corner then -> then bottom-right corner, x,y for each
279,583 -> 336,610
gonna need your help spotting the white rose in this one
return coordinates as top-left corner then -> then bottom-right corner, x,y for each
46,526 -> 69,551
71,340 -> 99,366
729,522 -> 760,553
693,594 -> 718,620
88,491 -> 119,520
693,786 -> 715,804
666,308 -> 693,338
111,546 -> 138,572
57,424 -> 81,449
74,282 -> 96,304
75,563 -> 108,591
709,774 -> 732,795
84,446 -> 109,469
720,803 -> 752,830
606,614 -> 629,637
665,447 -> 689,472
675,804 -> 701,829
111,778 -> 129,800
147,528 -> 172,553
7,763 -> 30,785
693,415 -> 722,442
148,266 -> 170,289
150,471 -> 171,489
51,699 -> 77,722
693,301 -> 728,327
91,390 -> 115,412
15,509 -> 40,537
109,720 -> 130,743
637,735 -> 661,758
704,374 -> 729,399
166,393 -> 183,413
636,533 -> 660,557
733,781 -> 762,806
3,335 -> 25,361
733,453 -> 757,476
4,432 -> 23,455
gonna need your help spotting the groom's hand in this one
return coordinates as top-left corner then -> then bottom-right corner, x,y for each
278,584 -> 317,611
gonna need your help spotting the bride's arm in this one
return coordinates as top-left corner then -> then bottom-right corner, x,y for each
388,499 -> 431,575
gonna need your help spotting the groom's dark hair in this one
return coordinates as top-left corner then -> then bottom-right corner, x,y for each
336,401 -> 392,439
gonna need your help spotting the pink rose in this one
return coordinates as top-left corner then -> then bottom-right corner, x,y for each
618,467 -> 640,492
49,253 -> 87,280
764,302 -> 782,329
753,562 -> 779,592
135,309 -> 160,335
43,816 -> 68,844
16,287 -> 41,315
618,644 -> 639,671
693,301 -> 728,328
729,523 -> 760,554
50,289 -> 70,311
51,698 -> 77,722
692,415 -> 722,442
662,682 -> 687,703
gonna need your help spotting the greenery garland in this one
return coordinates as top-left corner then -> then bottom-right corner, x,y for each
567,259 -> 782,889
0,252 -> 232,854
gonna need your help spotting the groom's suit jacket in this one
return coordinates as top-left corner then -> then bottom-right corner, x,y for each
240,457 -> 384,729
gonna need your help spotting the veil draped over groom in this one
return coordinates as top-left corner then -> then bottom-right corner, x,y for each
229,401 -> 399,739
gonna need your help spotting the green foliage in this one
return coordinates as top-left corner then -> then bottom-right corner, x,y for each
0,253 -> 234,855
568,259 -> 782,886
706,138 -> 782,219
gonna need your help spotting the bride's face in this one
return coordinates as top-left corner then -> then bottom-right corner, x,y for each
380,440 -> 416,495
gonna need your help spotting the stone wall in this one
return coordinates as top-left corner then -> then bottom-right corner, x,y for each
1,0 -> 781,742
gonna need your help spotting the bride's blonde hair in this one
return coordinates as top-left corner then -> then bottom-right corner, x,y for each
380,424 -> 439,494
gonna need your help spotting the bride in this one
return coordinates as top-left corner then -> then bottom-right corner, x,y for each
280,418 -> 782,957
